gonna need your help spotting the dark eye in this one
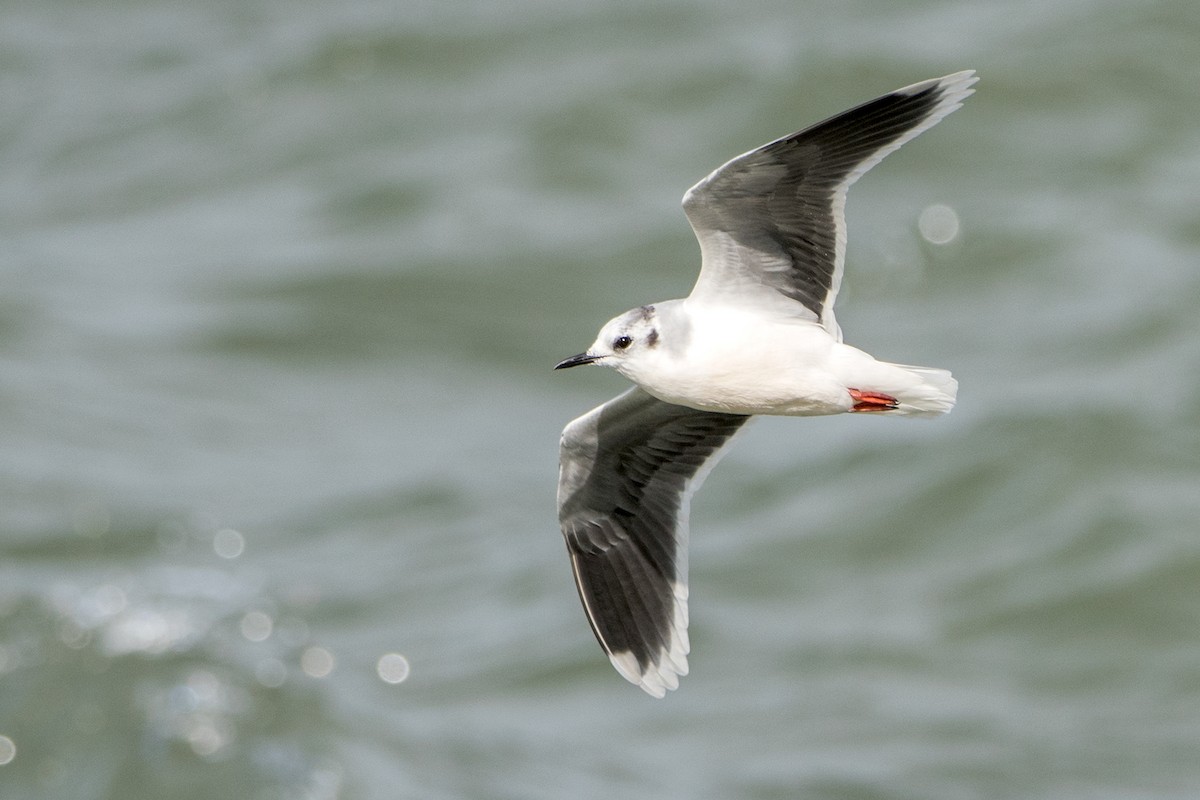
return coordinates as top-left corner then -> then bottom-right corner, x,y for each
613,335 -> 633,351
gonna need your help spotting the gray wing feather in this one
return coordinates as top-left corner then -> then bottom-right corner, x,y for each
684,70 -> 977,338
558,387 -> 749,697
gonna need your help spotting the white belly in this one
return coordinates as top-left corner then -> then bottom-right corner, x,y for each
630,312 -> 855,416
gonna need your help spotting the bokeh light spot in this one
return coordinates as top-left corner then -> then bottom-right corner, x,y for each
255,658 -> 288,688
300,646 -> 335,678
0,735 -> 15,765
918,203 -> 960,244
240,611 -> 273,642
376,653 -> 410,684
213,528 -> 245,559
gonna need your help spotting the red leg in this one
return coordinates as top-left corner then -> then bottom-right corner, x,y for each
849,388 -> 899,412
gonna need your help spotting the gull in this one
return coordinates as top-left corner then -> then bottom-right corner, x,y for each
554,71 -> 975,697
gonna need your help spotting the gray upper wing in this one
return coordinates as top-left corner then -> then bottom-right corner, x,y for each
557,387 -> 749,697
683,70 -> 976,338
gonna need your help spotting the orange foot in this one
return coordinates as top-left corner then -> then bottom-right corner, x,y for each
849,388 -> 899,413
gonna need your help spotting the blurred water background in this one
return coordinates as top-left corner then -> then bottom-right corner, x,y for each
2,0 -> 1199,797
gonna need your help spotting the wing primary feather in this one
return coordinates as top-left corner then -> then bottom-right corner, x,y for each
558,388 -> 749,695
683,71 -> 976,331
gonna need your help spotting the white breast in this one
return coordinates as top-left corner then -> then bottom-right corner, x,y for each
628,304 -> 851,416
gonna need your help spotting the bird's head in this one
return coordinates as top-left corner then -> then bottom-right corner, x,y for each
554,305 -> 663,378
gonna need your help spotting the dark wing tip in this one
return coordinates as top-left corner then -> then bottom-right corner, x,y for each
682,70 -> 977,324
558,389 -> 749,696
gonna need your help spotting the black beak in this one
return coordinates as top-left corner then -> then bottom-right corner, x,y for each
554,352 -> 599,370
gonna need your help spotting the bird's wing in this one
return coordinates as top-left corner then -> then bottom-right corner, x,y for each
683,70 -> 976,339
558,387 -> 749,697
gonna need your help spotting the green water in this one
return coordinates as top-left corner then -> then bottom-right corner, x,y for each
2,0 -> 1199,798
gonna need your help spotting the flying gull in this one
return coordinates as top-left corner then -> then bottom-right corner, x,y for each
555,71 -> 976,697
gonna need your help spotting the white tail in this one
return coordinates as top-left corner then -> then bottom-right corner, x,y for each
886,363 -> 958,417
